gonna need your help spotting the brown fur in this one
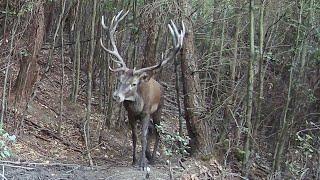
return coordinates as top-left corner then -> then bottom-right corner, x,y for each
121,76 -> 163,169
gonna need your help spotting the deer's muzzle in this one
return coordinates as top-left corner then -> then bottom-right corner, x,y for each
113,91 -> 125,103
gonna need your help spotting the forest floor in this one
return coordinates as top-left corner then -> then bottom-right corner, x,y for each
0,48 -> 231,179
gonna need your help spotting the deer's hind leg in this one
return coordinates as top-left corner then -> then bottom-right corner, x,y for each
146,120 -> 156,163
139,115 -> 150,170
150,110 -> 161,163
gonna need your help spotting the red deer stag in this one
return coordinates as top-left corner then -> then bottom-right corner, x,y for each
100,10 -> 185,170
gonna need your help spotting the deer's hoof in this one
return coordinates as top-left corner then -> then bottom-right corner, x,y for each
139,160 -> 147,171
140,165 -> 150,172
132,160 -> 138,166
131,157 -> 139,167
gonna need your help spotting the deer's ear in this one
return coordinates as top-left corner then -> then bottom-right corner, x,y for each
139,72 -> 151,82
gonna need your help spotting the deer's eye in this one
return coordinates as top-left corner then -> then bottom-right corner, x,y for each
132,83 -> 137,87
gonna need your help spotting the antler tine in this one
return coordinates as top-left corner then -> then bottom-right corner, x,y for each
133,20 -> 185,75
100,38 -> 123,65
170,21 -> 180,47
169,20 -> 185,48
101,16 -> 108,29
108,65 -> 128,73
100,10 -> 129,71
110,11 -> 129,36
168,21 -> 177,47
180,21 -> 186,46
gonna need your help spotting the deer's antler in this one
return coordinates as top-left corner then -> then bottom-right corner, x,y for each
133,20 -> 186,75
100,10 -> 129,72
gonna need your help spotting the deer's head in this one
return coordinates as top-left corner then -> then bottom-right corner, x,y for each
111,69 -> 150,102
100,10 -> 185,103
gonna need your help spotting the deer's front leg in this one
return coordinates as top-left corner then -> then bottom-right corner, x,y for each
129,115 -> 137,165
139,115 -> 150,170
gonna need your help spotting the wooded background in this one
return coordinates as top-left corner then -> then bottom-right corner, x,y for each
0,0 -> 319,179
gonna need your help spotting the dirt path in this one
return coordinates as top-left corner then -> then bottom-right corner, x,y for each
2,162 -> 172,180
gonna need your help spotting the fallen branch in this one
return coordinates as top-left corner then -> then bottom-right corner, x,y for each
0,163 -> 34,170
24,118 -> 83,153
0,160 -> 79,167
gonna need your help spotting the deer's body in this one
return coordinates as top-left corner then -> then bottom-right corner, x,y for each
114,70 -> 163,166
123,77 -> 163,165
100,10 -> 185,170
123,77 -> 163,115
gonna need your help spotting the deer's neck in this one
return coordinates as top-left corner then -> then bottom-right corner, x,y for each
133,92 -> 144,113
125,90 -> 144,114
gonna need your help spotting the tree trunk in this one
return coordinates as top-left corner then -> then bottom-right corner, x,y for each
217,7 -> 230,143
142,3 -> 158,77
13,1 -> 45,102
242,0 -> 255,176
216,7 -> 227,102
254,0 -> 266,138
84,0 -> 97,166
179,0 -> 205,154
272,0 -> 304,172
1,15 -> 19,125
58,19 -> 65,135
46,0 -> 67,72
232,9 -> 242,145
70,0 -> 82,103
